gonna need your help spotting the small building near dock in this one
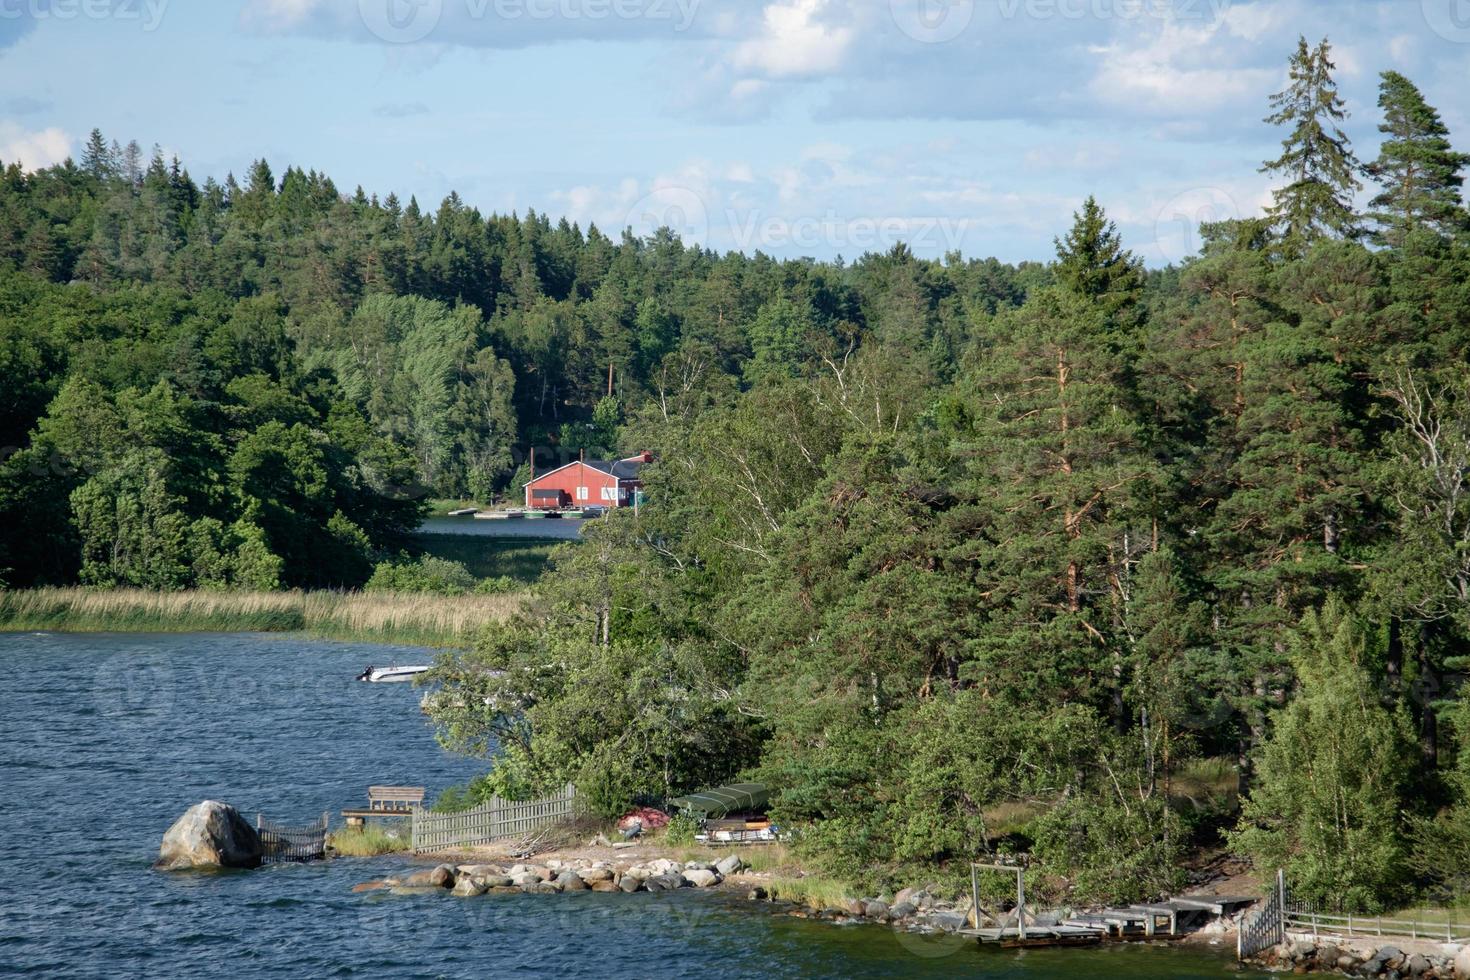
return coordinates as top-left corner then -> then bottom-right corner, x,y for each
523,453 -> 651,510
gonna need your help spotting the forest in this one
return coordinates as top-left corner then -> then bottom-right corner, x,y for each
4,38 -> 1470,910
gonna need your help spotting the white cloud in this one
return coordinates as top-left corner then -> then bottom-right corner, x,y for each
1088,18 -> 1278,115
730,0 -> 855,78
0,123 -> 72,171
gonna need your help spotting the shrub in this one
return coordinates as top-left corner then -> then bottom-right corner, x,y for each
475,575 -> 519,595
664,814 -> 699,847
366,556 -> 477,596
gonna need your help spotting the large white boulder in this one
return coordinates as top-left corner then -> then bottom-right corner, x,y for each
156,801 -> 262,871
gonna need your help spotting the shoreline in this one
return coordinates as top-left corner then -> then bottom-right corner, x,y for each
356,837 -> 1249,961
0,587 -> 524,648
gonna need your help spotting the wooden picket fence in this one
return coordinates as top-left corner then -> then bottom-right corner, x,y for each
410,784 -> 577,853
257,811 -> 329,864
1283,900 -> 1470,945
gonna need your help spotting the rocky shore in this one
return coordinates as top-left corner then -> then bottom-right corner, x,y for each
1249,937 -> 1470,978
355,850 -> 1052,940
357,853 -> 748,897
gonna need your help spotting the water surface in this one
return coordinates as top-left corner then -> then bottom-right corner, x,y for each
0,631 -> 1263,979
419,515 -> 584,539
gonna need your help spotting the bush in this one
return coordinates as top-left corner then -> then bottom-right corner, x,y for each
475,575 -> 519,595
366,556 -> 477,595
664,814 -> 699,847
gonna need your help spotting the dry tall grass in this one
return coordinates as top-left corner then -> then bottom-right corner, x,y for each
0,587 -> 524,646
304,590 -> 524,646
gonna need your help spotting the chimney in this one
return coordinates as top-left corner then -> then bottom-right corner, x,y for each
527,448 -> 535,508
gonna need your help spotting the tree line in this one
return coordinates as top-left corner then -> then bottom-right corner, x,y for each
4,37 -> 1470,909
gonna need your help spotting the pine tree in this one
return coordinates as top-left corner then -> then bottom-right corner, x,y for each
1365,71 -> 1470,246
1261,37 -> 1362,251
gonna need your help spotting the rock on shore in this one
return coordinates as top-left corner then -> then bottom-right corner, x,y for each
363,855 -> 743,899
156,801 -> 263,871
1253,937 -> 1463,978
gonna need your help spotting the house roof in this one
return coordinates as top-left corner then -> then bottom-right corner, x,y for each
522,456 -> 648,487
584,458 -> 646,480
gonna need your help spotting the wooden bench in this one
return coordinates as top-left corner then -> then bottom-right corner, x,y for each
342,786 -> 426,829
369,786 -> 426,812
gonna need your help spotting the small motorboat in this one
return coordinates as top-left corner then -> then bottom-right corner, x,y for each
357,664 -> 432,683
475,511 -> 510,520
447,507 -> 479,517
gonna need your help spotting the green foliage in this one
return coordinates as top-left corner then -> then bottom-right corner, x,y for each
4,63 -> 1470,907
1261,36 -> 1363,250
1230,601 -> 1416,912
664,814 -> 699,847
1031,790 -> 1186,906
366,555 -> 477,595
1366,71 -> 1470,246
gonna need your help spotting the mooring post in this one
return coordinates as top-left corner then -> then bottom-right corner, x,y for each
970,865 -> 979,932
1016,867 -> 1027,942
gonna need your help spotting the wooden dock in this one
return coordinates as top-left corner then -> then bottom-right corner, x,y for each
965,864 -> 1256,949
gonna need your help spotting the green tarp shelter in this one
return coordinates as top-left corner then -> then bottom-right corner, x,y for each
667,783 -> 769,819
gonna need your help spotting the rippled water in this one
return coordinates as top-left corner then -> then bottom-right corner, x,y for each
0,632 -> 1264,979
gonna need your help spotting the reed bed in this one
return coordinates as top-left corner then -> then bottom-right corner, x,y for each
764,876 -> 854,911
0,587 -> 524,647
329,822 -> 412,856
304,590 -> 524,646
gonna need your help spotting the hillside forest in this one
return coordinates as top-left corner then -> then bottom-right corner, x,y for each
5,39 -> 1470,910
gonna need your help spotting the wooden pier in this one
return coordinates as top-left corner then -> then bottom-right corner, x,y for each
963,862 -> 1255,948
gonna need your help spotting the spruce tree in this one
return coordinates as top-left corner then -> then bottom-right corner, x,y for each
1261,37 -> 1362,251
1054,196 -> 1143,319
80,128 -> 114,182
1365,71 -> 1470,246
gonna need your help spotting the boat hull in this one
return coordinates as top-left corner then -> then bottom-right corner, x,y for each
358,666 -> 432,683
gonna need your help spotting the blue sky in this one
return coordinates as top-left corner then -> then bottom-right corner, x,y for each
2,0 -> 1469,264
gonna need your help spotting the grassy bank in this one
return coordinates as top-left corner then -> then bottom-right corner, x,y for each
408,533 -> 561,585
329,822 -> 412,856
0,587 -> 524,647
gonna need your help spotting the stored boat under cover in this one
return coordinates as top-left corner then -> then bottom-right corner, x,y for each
667,783 -> 769,819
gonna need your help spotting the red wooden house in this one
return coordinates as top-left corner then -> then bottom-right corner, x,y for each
523,453 -> 651,510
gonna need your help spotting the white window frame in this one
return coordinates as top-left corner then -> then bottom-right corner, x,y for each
576,486 -> 589,501
601,486 -> 618,502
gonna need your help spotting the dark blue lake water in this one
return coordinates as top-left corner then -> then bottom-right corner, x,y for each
0,631 -> 1263,979
419,516 -> 584,539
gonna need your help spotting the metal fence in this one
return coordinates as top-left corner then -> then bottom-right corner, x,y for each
257,811 -> 329,864
411,784 -> 577,853
1240,869 -> 1470,959
1238,869 -> 1286,960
